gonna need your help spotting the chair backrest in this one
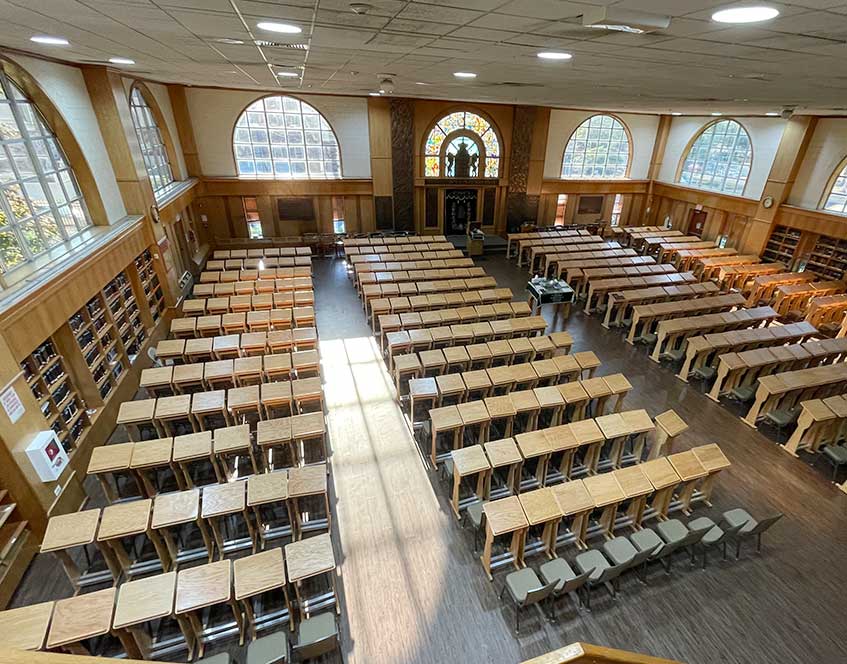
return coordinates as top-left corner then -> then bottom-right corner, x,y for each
595,559 -> 629,584
523,579 -> 559,607
627,547 -> 657,569
561,568 -> 593,595
679,525 -> 713,548
147,346 -> 162,367
746,513 -> 784,537
294,632 -> 339,660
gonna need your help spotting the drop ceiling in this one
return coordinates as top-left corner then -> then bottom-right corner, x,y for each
2,0 -> 847,115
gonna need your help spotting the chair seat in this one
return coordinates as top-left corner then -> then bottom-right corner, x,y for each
764,408 -> 798,428
505,567 -> 543,602
661,348 -> 686,363
539,557 -> 576,592
730,385 -> 757,403
688,516 -> 722,545
692,366 -> 716,382
722,508 -> 755,533
575,549 -> 609,582
823,445 -> 847,464
656,518 -> 688,544
636,333 -> 658,346
442,458 -> 454,478
630,528 -> 664,556
197,655 -> 231,664
620,318 -> 632,329
297,612 -> 337,648
602,536 -> 637,566
466,501 -> 484,529
247,631 -> 288,664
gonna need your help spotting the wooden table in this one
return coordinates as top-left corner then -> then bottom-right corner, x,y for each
291,411 -> 327,465
667,451 -> 708,514
112,571 -> 177,659
213,423 -> 258,479
173,431 -> 219,487
583,473 -> 625,539
234,548 -> 292,638
247,471 -> 292,548
450,445 -> 491,518
640,457 -> 680,521
614,465 -> 653,530
40,509 -> 101,593
569,418 -> 605,475
130,437 -> 176,496
691,444 -> 731,506
152,488 -> 214,566
515,430 -> 553,491
430,405 -> 463,466
191,390 -> 230,431
175,560 -> 241,659
409,377 -> 438,425
96,498 -> 163,581
87,442 -> 137,503
518,488 -> 563,560
0,601 -> 54,651
285,533 -> 338,620
117,398 -> 159,441
202,480 -> 254,557
480,496 -> 529,580
46,587 -> 116,655
140,366 -> 174,398
155,394 -> 193,437
551,480 -> 595,549
652,409 -> 688,458
288,463 -> 330,538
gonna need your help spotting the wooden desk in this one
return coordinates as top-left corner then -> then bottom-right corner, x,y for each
480,496 -> 528,580
175,560 -> 241,659
155,394 -> 193,437
691,444 -> 730,506
140,366 -> 174,398
409,377 -> 438,425
614,465 -> 653,530
484,395 -> 517,439
640,457 -> 680,521
191,390 -> 230,431
652,409 -> 688,458
202,480 -> 254,558
112,571 -> 177,660
46,587 -> 116,655
96,498 -> 159,581
156,339 -> 185,364
234,548 -> 292,638
450,445 -> 491,518
519,488 -> 562,560
40,509 -> 101,593
117,398 -> 158,441
484,437 -> 522,499
288,463 -> 330,538
173,430 -> 218,487
551,480 -> 594,549
0,601 -> 54,651
292,376 -> 323,414
130,438 -> 175,498
515,430 -> 553,491
285,533 -> 338,620
667,451 -> 708,514
247,471 -> 292,547
87,442 -> 136,503
152,488 -> 213,565
569,418 -> 604,475
583,473 -> 625,539
213,423 -> 258,478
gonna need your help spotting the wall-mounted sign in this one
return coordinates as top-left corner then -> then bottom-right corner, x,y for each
1,385 -> 25,423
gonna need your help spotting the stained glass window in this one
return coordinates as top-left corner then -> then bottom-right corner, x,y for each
561,115 -> 630,179
424,111 -> 499,177
678,120 -> 752,196
129,88 -> 175,196
234,96 -> 341,179
823,161 -> 847,215
0,70 -> 92,273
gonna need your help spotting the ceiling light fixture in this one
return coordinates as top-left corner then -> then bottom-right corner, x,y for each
350,2 -> 373,14
415,81 -> 431,86
671,112 -> 682,116
369,92 -> 381,96
712,6 -> 779,24
453,72 -> 477,78
30,35 -> 69,46
109,57 -> 135,65
765,112 -> 780,116
711,112 -> 723,116
276,70 -> 300,77
215,38 -> 245,45
257,21 -> 302,34
582,7 -> 671,33
537,52 -> 573,60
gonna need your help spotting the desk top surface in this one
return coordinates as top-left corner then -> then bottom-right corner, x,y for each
247,470 -> 289,505
234,548 -> 287,599
98,498 -> 152,540
202,481 -> 246,517
41,509 -> 100,552
214,423 -> 251,453
0,601 -> 54,651
483,496 -> 529,536
640,457 -> 681,489
87,442 -> 135,474
583,473 -> 625,507
117,398 -> 157,424
152,489 -> 200,528
570,418 -> 605,444
288,463 -> 327,497
113,571 -> 177,629
452,444 -> 491,476
552,480 -> 595,515
155,394 -> 192,418
47,587 -> 115,648
257,417 -> 292,445
176,560 -> 232,613
484,438 -> 522,467
691,444 -> 731,472
614,465 -> 654,498
173,431 -> 213,461
519,488 -> 563,525
668,451 -> 709,481
285,532 -> 335,583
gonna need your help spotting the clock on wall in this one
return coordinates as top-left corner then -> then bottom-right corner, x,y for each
150,203 -> 160,224
762,196 -> 775,209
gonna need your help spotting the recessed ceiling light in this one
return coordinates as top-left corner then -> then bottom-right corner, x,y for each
765,112 -> 779,116
712,6 -> 779,24
415,81 -> 431,86
257,21 -> 302,34
711,112 -> 723,116
453,72 -> 477,78
215,38 -> 245,45
537,52 -> 573,61
671,112 -> 682,116
368,92 -> 381,96
30,35 -> 68,46
109,57 -> 135,65
276,71 -> 300,78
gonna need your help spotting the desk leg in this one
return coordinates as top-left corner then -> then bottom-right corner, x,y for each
147,527 -> 172,572
584,442 -> 603,475
558,450 -> 575,481
511,529 -> 526,570
698,471 -> 722,506
627,496 -> 647,531
598,503 -> 619,539
676,480 -> 698,515
209,516 -> 225,559
96,473 -> 119,504
187,611 -> 206,659
650,486 -> 674,521
52,549 -> 82,594
116,628 -> 144,660
450,470 -> 462,522
541,519 -> 559,559
480,525 -> 495,581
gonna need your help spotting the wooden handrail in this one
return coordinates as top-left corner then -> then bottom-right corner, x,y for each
522,643 -> 683,664
4,652 -> 175,664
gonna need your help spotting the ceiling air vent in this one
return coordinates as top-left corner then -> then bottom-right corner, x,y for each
255,41 -> 309,50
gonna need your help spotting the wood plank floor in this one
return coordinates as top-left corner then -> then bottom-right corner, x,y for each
12,254 -> 847,664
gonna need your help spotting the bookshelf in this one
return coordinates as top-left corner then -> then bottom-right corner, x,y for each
70,290 -> 126,404
0,480 -> 35,608
762,226 -> 802,266
805,235 -> 847,281
19,338 -> 89,453
104,271 -> 146,362
135,249 -> 165,325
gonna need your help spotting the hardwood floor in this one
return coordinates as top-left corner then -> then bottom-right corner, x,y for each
12,254 -> 847,664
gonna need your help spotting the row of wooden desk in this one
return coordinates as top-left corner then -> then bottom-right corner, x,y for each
716,262 -> 785,292
803,293 -> 847,330
357,266 -> 487,288
505,229 -> 593,260
550,247 -> 638,278
783,393 -> 847,456
745,271 -> 815,306
476,444 -> 728,578
533,241 -> 626,277
585,272 -> 698,313
171,309 -> 316,338
14,534 -> 336,659
673,247 -> 737,272
559,254 -> 652,292
200,264 -> 311,284
213,247 -> 312,259
707,337 -> 847,402
573,263 -> 677,298
140,351 -> 319,395
194,277 -> 312,298
692,253 -> 760,281
116,380 -> 324,437
602,282 -> 720,328
349,250 -> 463,266
626,292 -> 746,344
773,280 -> 845,316
206,257 -> 312,271
182,292 -> 313,317
154,333 -> 317,366
523,238 -> 611,273
375,299 -> 525,335
366,284 -> 508,321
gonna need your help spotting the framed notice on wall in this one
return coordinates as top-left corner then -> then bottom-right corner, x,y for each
277,197 -> 315,221
577,195 -> 604,215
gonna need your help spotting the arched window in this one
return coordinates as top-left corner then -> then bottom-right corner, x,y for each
678,119 -> 752,195
129,87 -> 175,195
561,115 -> 630,179
233,96 -> 341,179
0,71 -> 92,273
424,111 -> 500,178
822,160 -> 847,215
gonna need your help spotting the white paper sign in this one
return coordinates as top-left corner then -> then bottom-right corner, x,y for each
1,385 -> 25,423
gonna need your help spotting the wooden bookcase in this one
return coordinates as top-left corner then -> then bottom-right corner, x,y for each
805,235 -> 847,281
135,249 -> 165,324
70,292 -> 126,404
104,271 -> 146,362
19,338 -> 90,453
0,482 -> 35,608
762,225 -> 802,266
